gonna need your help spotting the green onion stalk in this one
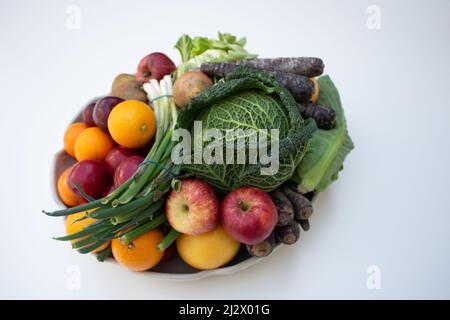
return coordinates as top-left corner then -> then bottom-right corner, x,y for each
44,75 -> 181,254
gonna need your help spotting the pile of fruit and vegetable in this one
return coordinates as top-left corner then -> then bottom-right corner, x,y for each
45,32 -> 354,272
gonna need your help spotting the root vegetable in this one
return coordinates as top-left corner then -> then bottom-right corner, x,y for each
246,233 -> 276,257
111,79 -> 148,103
310,78 -> 319,103
173,71 -> 213,108
280,186 -> 313,220
298,102 -> 336,130
221,57 -> 324,77
298,219 -> 310,232
200,62 -> 314,103
275,221 -> 300,245
269,189 -> 294,226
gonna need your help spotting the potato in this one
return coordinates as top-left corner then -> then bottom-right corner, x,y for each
111,73 -> 135,91
111,79 -> 148,103
173,71 -> 213,108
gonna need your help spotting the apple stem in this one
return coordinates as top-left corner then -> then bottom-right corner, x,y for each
171,179 -> 182,192
239,200 -> 250,212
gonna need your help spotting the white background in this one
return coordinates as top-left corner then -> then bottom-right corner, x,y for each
1,0 -> 449,299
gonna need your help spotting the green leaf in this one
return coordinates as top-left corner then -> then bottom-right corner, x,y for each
191,37 -> 211,57
174,34 -> 193,63
236,37 -> 247,47
218,32 -> 236,44
292,75 -> 354,193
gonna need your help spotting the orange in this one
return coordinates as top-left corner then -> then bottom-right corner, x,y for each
65,210 -> 110,253
111,229 -> 164,272
74,127 -> 115,161
64,122 -> 88,158
108,100 -> 156,149
176,225 -> 240,270
310,77 -> 319,103
57,167 -> 81,207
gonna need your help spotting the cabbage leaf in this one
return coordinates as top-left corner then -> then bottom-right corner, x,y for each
292,75 -> 354,193
177,66 -> 316,192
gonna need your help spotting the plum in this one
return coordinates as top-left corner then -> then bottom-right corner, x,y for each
114,155 -> 144,188
67,160 -> 109,200
104,146 -> 140,177
82,101 -> 96,127
93,96 -> 124,132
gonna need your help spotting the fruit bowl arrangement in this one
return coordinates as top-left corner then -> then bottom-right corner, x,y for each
45,32 -> 353,279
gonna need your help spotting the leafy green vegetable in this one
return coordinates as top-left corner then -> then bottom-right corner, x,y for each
291,75 -> 354,193
177,66 -> 316,192
174,34 -> 193,63
191,37 -> 211,57
174,32 -> 257,78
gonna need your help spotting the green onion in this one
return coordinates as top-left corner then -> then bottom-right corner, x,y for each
43,199 -> 103,217
110,200 -> 163,225
53,223 -> 110,241
119,214 -> 167,244
157,228 -> 179,251
77,240 -> 107,254
96,245 -> 112,262
72,181 -> 95,202
88,192 -> 154,220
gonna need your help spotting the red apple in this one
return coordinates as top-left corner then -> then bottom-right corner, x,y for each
166,179 -> 219,236
113,155 -> 144,188
105,146 -> 140,177
220,187 -> 277,245
135,52 -> 176,82
67,160 -> 109,200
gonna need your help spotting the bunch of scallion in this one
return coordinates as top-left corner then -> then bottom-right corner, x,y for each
44,75 -> 180,258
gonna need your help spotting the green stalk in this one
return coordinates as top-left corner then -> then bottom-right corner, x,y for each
71,235 -> 98,249
43,199 -> 103,217
138,172 -> 171,199
71,225 -> 116,249
101,176 -> 133,205
111,206 -> 165,236
118,130 -> 174,204
119,214 -> 167,244
96,245 -> 112,262
77,240 -> 106,254
110,201 -> 162,225
88,192 -> 154,219
157,228 -> 179,251
53,223 -> 110,241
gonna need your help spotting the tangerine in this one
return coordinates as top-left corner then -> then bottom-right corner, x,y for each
63,122 -> 88,158
74,127 -> 115,161
111,229 -> 164,272
57,167 -> 80,207
107,100 -> 156,149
